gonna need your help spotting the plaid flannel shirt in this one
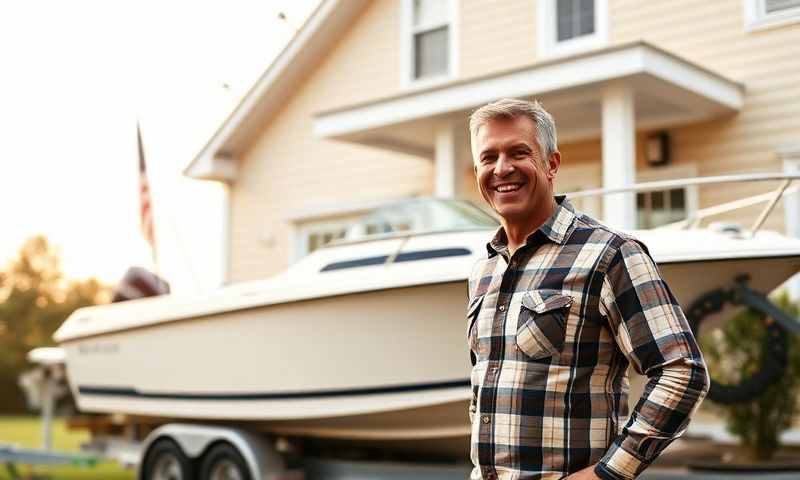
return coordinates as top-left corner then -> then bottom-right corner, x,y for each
467,196 -> 709,480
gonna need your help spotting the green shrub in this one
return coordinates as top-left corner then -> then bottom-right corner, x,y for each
699,293 -> 800,461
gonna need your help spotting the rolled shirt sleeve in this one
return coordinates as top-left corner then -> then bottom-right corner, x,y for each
595,239 -> 710,480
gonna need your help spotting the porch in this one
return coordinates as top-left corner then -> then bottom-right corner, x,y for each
312,41 -> 744,230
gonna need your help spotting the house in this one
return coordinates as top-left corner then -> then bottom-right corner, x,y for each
185,0 -> 799,286
184,0 -> 800,445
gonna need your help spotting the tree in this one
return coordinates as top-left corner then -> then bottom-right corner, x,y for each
0,236 -> 110,413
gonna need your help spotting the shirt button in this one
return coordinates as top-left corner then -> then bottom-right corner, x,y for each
499,305 -> 506,312
481,415 -> 491,424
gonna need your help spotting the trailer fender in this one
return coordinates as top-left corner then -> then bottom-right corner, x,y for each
137,423 -> 284,480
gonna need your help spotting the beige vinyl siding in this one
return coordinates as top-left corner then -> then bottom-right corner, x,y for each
228,0 -> 432,282
230,101 -> 432,281
459,0 -> 538,78
312,0 -> 402,112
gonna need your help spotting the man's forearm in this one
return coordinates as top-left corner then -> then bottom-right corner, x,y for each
595,357 -> 709,480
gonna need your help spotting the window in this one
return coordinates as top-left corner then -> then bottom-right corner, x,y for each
557,0 -> 595,41
636,188 -> 687,229
537,0 -> 607,58
744,0 -> 800,30
296,222 -> 349,259
307,228 -> 346,253
402,0 -> 456,85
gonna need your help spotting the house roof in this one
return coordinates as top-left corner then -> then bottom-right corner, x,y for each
184,0 -> 368,181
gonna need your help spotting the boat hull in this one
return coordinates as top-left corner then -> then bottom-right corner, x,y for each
64,281 -> 473,428
61,252 -> 800,451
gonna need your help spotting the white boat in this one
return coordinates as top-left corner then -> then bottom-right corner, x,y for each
53,173 -> 800,458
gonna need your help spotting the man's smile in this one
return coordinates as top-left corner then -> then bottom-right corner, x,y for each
493,182 -> 525,193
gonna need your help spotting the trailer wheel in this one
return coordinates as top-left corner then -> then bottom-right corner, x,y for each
199,443 -> 251,480
142,438 -> 194,480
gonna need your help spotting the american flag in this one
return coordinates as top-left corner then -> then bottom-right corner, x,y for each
137,123 -> 157,262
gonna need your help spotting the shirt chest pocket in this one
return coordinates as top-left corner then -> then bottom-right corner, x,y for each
516,291 -> 573,360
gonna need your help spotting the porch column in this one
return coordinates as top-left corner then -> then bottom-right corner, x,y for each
434,118 -> 469,198
601,83 -> 637,230
782,146 -> 800,300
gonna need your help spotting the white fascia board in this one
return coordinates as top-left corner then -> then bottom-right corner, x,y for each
639,47 -> 744,111
185,153 -> 217,180
314,45 -> 646,139
184,155 -> 239,182
184,0 -> 348,181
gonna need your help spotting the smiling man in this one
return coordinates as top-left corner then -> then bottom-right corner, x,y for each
466,98 -> 709,480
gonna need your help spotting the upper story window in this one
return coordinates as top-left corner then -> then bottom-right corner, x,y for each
745,0 -> 800,30
402,0 -> 457,87
557,0 -> 596,41
537,0 -> 608,58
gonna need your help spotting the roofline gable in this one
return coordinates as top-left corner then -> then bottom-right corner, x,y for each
184,0 -> 369,181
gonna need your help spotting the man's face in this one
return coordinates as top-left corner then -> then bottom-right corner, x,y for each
472,116 -> 559,226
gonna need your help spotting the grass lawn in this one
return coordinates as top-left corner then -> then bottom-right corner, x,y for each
0,415 -> 133,480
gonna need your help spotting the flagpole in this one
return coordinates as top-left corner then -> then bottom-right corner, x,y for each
136,120 -> 204,293
137,121 -> 160,275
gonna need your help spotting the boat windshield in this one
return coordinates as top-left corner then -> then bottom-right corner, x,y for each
338,198 -> 498,243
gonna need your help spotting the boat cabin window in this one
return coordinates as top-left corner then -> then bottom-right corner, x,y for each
636,188 -> 687,229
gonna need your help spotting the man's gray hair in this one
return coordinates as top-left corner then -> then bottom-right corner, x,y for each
469,98 -> 558,160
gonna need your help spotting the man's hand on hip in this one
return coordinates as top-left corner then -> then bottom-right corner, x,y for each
565,464 -> 601,480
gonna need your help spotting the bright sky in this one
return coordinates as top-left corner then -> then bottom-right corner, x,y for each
0,0 -> 320,294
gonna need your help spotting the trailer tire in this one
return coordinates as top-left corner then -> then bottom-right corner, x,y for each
141,438 -> 194,480
199,443 -> 251,480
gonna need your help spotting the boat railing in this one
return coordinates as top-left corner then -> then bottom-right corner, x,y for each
566,172 -> 800,236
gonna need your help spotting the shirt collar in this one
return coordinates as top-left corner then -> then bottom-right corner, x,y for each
486,195 -> 577,257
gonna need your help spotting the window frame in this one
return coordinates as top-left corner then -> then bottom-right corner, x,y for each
293,220 -> 353,262
635,165 -> 699,230
744,0 -> 800,31
635,188 -> 689,229
537,0 -> 608,59
400,0 -> 459,89
287,196 -> 417,262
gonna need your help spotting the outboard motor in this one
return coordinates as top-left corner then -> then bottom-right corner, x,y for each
111,266 -> 170,303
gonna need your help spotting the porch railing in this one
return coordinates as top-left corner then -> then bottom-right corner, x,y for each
566,172 -> 800,236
